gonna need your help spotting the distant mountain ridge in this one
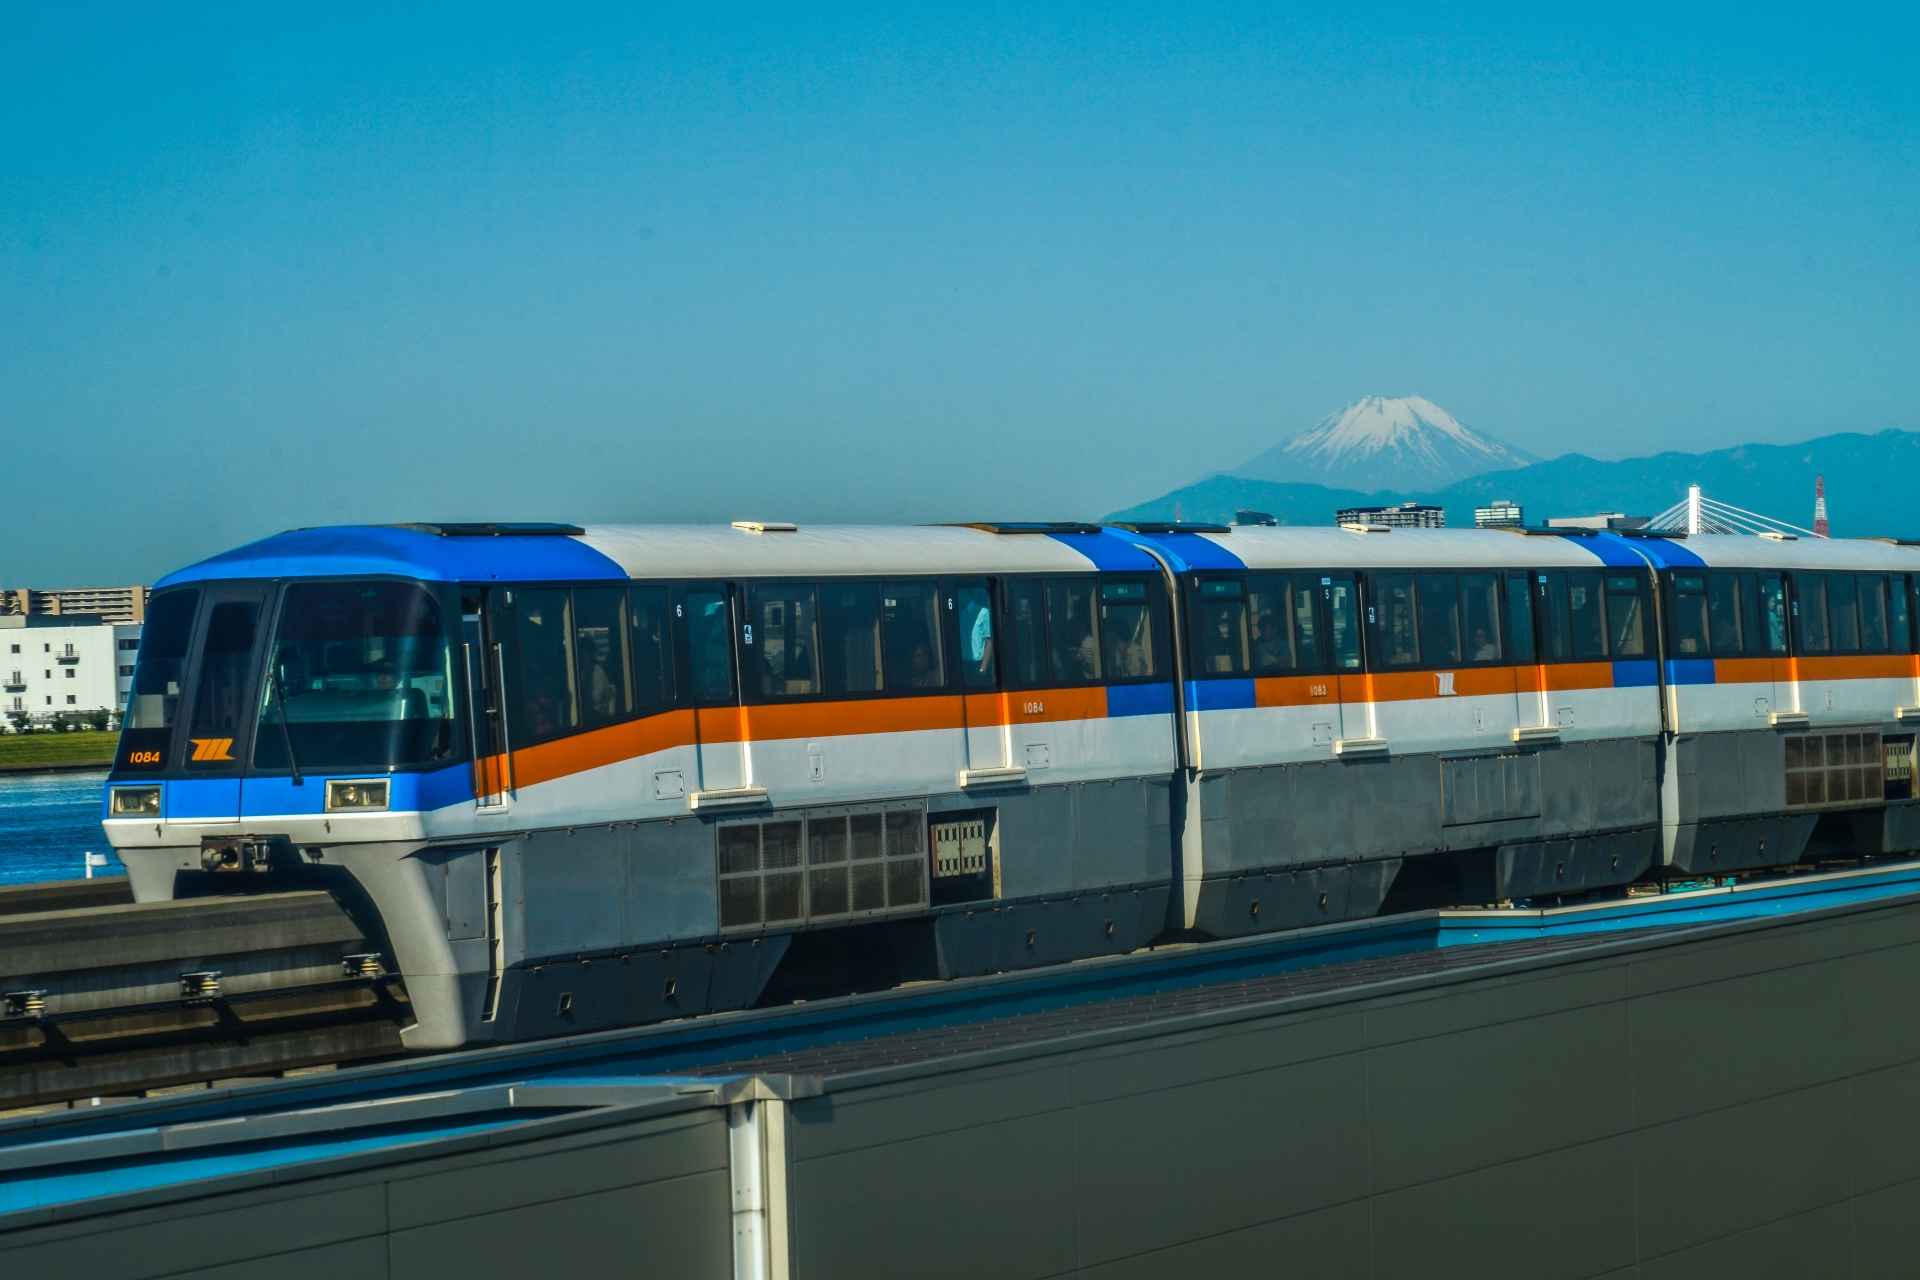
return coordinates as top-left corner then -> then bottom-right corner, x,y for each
1230,396 -> 1540,493
1109,429 -> 1920,542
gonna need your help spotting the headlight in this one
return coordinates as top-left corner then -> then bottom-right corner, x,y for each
110,786 -> 161,816
325,779 -> 390,812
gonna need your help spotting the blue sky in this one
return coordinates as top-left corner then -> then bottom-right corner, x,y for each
5,4 -> 1917,584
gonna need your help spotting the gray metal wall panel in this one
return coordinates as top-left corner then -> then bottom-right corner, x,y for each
388,1163 -> 730,1280
628,816 -> 720,945
0,1184 -> 387,1280
1073,779 -> 1152,890
518,827 -> 624,958
1224,768 -> 1294,871
1288,761 -> 1352,866
996,785 -> 1076,899
785,897 -> 1920,1280
1536,741 -> 1597,832
173,1238 -> 390,1280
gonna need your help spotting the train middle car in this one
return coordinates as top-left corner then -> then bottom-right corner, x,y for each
97,520 -> 1920,1051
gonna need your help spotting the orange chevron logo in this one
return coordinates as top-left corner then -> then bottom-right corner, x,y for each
188,738 -> 234,762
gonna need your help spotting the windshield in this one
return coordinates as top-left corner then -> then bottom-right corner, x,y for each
255,581 -> 458,771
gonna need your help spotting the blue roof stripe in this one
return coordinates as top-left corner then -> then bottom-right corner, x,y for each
156,527 -> 628,588
1591,531 -> 1707,570
1045,530 -> 1160,572
1146,531 -> 1246,572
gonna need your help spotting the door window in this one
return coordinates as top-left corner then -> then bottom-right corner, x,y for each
1327,579 -> 1361,670
1892,576 -> 1913,653
685,589 -> 735,703
1797,575 -> 1831,652
1504,573 -> 1534,663
628,586 -> 673,712
1861,576 -> 1891,652
957,586 -> 996,689
1100,582 -> 1155,679
1006,580 -> 1046,686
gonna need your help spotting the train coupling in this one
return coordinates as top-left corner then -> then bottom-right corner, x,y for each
199,835 -> 291,874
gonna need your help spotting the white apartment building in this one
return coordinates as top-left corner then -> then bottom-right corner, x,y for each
1,615 -> 141,728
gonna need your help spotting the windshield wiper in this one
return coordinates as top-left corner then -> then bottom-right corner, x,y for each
269,667 -> 305,787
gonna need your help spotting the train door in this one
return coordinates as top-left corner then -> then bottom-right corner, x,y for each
464,590 -> 509,806
1327,574 -> 1373,746
953,578 -> 1008,771
1507,570 -> 1548,737
681,581 -> 748,793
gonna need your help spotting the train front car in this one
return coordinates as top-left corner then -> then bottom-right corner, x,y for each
102,522 -> 1185,1051
1624,533 -> 1920,875
1121,524 -> 1669,935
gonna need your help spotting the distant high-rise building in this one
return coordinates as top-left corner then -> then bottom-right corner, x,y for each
1336,502 -> 1444,530
1813,474 -> 1830,538
1233,509 -> 1278,526
1473,500 -> 1524,528
0,586 -> 149,624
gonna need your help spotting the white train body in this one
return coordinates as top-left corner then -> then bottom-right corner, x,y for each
98,521 -> 1920,1048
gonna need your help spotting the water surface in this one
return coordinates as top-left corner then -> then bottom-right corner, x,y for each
0,771 -> 124,885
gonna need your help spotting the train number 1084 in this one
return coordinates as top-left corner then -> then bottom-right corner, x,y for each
126,750 -> 162,764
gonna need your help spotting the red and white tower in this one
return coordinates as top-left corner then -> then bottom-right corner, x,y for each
1813,474 -> 1830,539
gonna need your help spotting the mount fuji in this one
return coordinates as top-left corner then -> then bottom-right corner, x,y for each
1231,396 -> 1541,493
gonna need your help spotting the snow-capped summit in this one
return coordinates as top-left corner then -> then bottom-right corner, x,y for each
1232,396 -> 1541,494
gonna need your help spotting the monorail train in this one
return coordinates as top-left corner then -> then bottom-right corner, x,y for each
99,520 -> 1920,1050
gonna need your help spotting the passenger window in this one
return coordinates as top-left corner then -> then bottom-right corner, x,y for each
1006,580 -> 1046,686
957,585 -> 997,689
1247,576 -> 1295,672
573,588 -> 631,726
1100,581 -> 1155,679
753,585 -> 820,697
1540,573 -> 1573,661
1046,580 -> 1101,682
1827,575 -> 1861,652
1372,574 -> 1420,666
1193,579 -> 1249,676
1459,574 -> 1501,663
1327,579 -> 1361,670
1796,575 -> 1830,652
515,588 -> 579,742
883,582 -> 945,692
1860,576 -> 1890,653
1607,575 -> 1646,656
1760,575 -> 1789,655
1893,576 -> 1913,653
819,583 -> 883,695
685,590 -> 735,703
186,600 -> 261,770
628,586 -> 672,711
1568,572 -> 1609,659
1505,573 -> 1535,664
1705,574 -> 1742,654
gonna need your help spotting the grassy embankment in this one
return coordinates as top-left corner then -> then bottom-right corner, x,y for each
0,731 -> 118,767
